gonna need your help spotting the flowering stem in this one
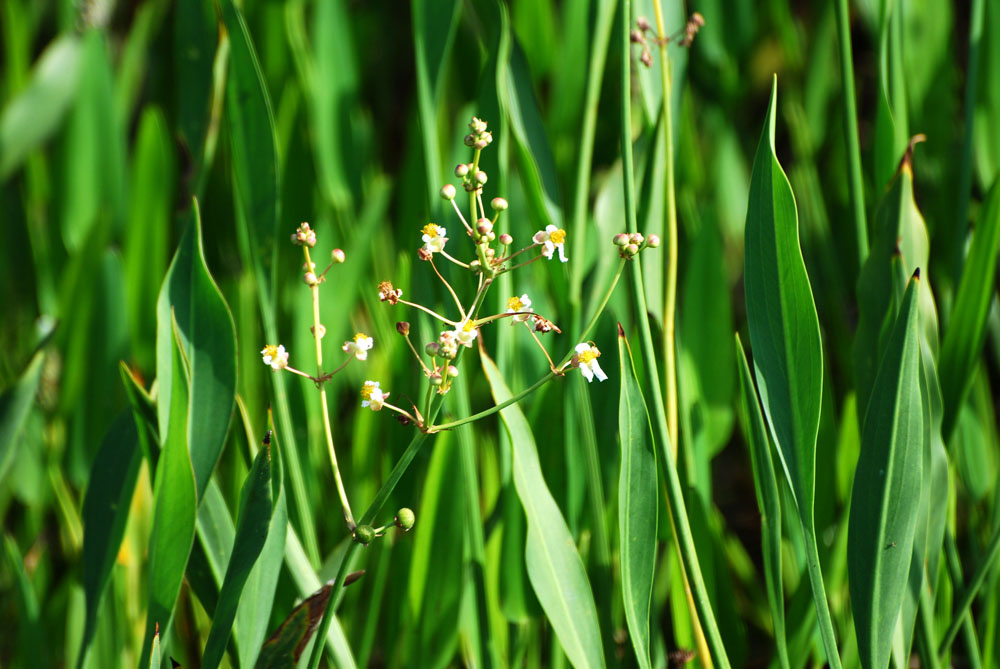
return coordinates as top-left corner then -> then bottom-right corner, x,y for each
439,249 -> 470,269
284,366 -> 324,383
525,323 -> 559,371
429,257 -> 467,320
472,311 -> 539,327
381,401 -> 420,426
303,247 -> 356,530
449,198 -> 473,234
397,299 -> 459,326
403,333 -> 432,376
502,254 -> 545,274
497,243 -> 540,265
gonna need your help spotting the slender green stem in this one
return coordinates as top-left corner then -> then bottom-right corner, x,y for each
943,530 -> 985,668
306,541 -> 361,669
917,576 -> 942,669
620,1 -> 725,665
429,256 -> 467,320
649,0 -> 679,459
397,298 -> 459,326
939,526 -> 1000,658
304,247 -> 355,529
953,0 -> 986,284
834,0 -> 869,266
800,520 -> 843,669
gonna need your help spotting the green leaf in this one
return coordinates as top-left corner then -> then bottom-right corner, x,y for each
0,350 -> 44,484
140,314 -> 199,666
150,625 -> 161,669
872,0 -> 909,192
254,583 -> 332,669
617,328 -> 657,669
77,410 -> 142,669
155,199 -> 237,501
743,77 -> 823,518
940,178 -> 1000,439
0,35 -> 81,179
202,444 -> 274,669
173,0 -> 216,194
4,534 -> 43,666
848,274 -> 924,669
482,352 -> 605,669
735,335 -> 789,669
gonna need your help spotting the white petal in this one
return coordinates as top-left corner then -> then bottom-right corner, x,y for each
591,360 -> 608,382
557,243 -> 568,263
579,363 -> 595,382
575,343 -> 591,354
542,240 -> 555,258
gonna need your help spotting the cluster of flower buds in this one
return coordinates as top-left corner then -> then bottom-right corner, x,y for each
454,161 -> 489,193
291,221 -> 317,247
631,12 -> 705,67
613,232 -> 660,259
464,116 -> 493,150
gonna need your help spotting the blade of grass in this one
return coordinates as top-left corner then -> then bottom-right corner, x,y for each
937,525 -> 1000,657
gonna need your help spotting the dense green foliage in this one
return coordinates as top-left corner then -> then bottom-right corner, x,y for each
3,0 -> 1000,667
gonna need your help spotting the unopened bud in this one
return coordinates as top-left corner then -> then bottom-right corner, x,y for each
430,373 -> 443,386
491,197 -> 508,211
499,233 -> 513,245
636,16 -> 651,31
353,525 -> 376,545
331,248 -> 346,263
303,272 -> 318,285
474,139 -> 488,150
455,163 -> 469,177
630,29 -> 644,44
395,508 -> 416,531
440,184 -> 457,200
629,232 -> 644,245
425,342 -> 441,356
464,133 -> 476,147
474,170 -> 488,185
447,365 -> 459,378
396,322 -> 411,336
476,219 -> 493,236
613,233 -> 629,246
646,234 -> 661,248
626,243 -> 639,256
640,50 -> 652,67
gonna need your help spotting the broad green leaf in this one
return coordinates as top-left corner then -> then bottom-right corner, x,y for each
743,77 -> 822,518
0,35 -> 81,179
155,199 -> 237,501
150,627 -> 161,669
0,350 -> 44,484
482,352 -> 605,669
872,0 -> 908,192
173,0 -> 216,195
140,314 -> 198,666
617,328 -> 657,669
735,335 -> 789,669
940,178 -> 1000,439
202,444 -> 274,669
254,583 -> 332,669
120,362 -> 159,470
848,275 -> 924,669
77,410 -> 142,669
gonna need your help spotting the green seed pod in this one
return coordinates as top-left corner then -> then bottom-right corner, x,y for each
395,508 -> 416,530
353,525 -> 376,545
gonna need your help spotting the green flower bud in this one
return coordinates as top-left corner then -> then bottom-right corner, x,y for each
331,248 -> 346,263
440,184 -> 457,200
353,525 -> 376,545
491,197 -> 509,211
455,163 -> 470,177
395,508 -> 416,531
646,234 -> 661,248
474,170 -> 488,185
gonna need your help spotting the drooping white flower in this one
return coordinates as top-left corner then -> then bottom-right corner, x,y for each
573,342 -> 607,382
260,345 -> 289,371
454,320 -> 479,348
343,333 -> 374,361
421,224 -> 448,254
533,225 -> 568,262
361,380 -> 388,410
506,294 -> 533,323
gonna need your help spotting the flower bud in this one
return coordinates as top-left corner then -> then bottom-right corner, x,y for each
455,163 -> 470,177
625,243 -> 639,256
395,508 -> 416,531
353,525 -> 376,545
396,322 -> 411,336
646,234 -> 661,248
499,233 -> 513,245
474,170 -> 488,185
640,49 -> 652,68
629,232 -> 644,245
476,219 -> 493,236
331,248 -> 346,263
464,133 -> 476,147
440,184 -> 457,200
425,342 -> 441,356
474,139 -> 488,150
303,272 -> 318,286
636,16 -> 651,31
491,197 -> 508,211
447,365 -> 459,378
430,373 -> 443,386
630,29 -> 644,44
613,233 -> 629,246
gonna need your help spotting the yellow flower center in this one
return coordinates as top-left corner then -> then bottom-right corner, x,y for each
463,320 -> 476,332
262,345 -> 278,358
353,333 -> 367,342
578,350 -> 597,364
361,383 -> 375,400
549,228 -> 567,244
507,296 -> 524,311
422,223 -> 439,238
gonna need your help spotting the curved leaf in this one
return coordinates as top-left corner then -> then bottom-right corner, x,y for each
617,328 -> 657,669
0,351 -> 44,484
848,274 -> 924,669
482,352 -> 605,669
155,199 -> 237,501
743,77 -> 823,517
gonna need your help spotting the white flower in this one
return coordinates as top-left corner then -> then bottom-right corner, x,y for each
454,320 -> 479,348
260,345 -> 289,371
343,333 -> 374,361
573,343 -> 607,382
421,224 -> 448,254
533,225 -> 568,262
361,380 -> 388,410
506,294 -> 533,323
